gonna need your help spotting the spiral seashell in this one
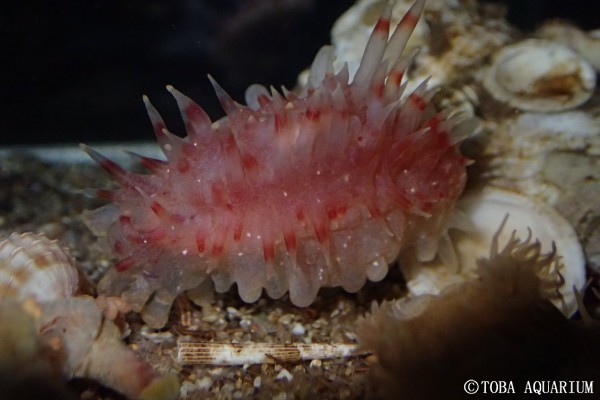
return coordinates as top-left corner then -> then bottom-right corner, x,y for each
0,234 -> 179,399
0,232 -> 79,303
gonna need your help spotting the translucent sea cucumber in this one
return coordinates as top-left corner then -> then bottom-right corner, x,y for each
82,0 -> 468,328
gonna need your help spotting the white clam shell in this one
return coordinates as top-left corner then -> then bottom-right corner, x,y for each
402,186 -> 586,316
483,39 -> 596,112
536,21 -> 600,71
0,232 -> 79,303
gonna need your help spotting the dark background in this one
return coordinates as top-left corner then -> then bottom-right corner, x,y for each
1,0 -> 597,146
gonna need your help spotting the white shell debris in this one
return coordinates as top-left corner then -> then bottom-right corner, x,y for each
0,296 -> 180,400
401,187 -> 586,316
475,110 -> 600,208
536,21 -> 600,71
0,232 -> 80,302
177,340 -> 363,365
483,39 -> 596,112
0,232 -> 180,399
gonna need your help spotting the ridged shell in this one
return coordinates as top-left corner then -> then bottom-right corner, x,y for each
536,21 -> 600,71
0,232 -> 79,303
483,39 -> 596,112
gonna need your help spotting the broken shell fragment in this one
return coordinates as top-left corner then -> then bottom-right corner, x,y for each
483,39 -> 596,112
0,232 -> 179,399
0,232 -> 80,303
0,296 -> 180,400
177,340 -> 363,366
536,21 -> 600,71
401,187 -> 586,316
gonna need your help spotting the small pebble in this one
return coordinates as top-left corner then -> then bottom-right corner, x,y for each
291,322 -> 305,336
253,376 -> 262,389
197,376 -> 213,390
202,314 -> 218,323
226,307 -> 240,317
273,393 -> 288,400
275,368 -> 293,382
240,318 -> 252,329
180,381 -> 196,396
278,314 -> 294,325
140,326 -> 174,342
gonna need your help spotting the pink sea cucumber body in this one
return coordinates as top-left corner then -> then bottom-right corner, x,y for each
83,0 -> 468,328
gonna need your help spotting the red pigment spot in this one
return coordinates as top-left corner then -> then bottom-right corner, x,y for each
258,94 -> 270,107
151,201 -> 168,219
306,108 -> 321,121
119,215 -> 132,225
296,209 -> 305,221
224,135 -> 238,155
337,205 -> 348,216
373,83 -> 385,98
211,183 -> 226,205
368,204 -> 381,217
314,223 -> 328,244
196,232 -> 206,253
242,154 -> 259,171
263,241 -> 275,263
400,12 -> 419,30
433,134 -> 450,151
185,103 -> 206,128
233,223 -> 242,241
394,193 -> 413,209
390,70 -> 404,87
152,119 -> 167,133
409,93 -> 427,111
99,158 -> 127,181
141,227 -> 166,243
274,114 -> 287,133
178,159 -> 190,173
181,143 -> 196,157
374,18 -> 391,34
284,230 -> 297,252
96,189 -> 114,200
327,207 -> 337,220
421,202 -> 433,213
113,240 -> 125,254
212,243 -> 224,257
115,257 -> 135,272
140,156 -> 165,173
427,115 -> 441,132
127,235 -> 143,245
